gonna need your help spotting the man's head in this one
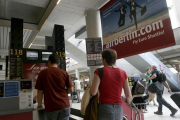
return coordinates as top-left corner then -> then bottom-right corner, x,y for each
120,3 -> 123,7
151,64 -> 157,70
48,54 -> 60,67
131,0 -> 134,2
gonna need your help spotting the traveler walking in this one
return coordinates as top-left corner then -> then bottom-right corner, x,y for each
144,67 -> 157,106
149,65 -> 178,116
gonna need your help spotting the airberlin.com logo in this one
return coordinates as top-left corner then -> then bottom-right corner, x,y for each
26,64 -> 47,74
106,20 -> 164,48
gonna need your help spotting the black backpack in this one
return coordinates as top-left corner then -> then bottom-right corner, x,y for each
148,81 -> 163,93
158,71 -> 166,82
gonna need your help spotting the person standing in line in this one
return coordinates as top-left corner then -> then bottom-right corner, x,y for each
113,3 -> 127,28
90,49 -> 132,120
149,65 -> 178,116
35,54 -> 73,120
144,67 -> 157,106
74,77 -> 81,103
124,0 -> 143,29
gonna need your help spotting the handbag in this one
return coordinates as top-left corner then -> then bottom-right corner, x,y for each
148,81 -> 163,93
83,68 -> 103,120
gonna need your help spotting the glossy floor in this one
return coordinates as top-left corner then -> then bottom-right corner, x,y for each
70,92 -> 180,120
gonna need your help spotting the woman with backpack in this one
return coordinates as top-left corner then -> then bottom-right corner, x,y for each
144,67 -> 157,106
89,49 -> 132,120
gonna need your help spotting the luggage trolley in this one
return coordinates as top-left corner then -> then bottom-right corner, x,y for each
131,94 -> 148,120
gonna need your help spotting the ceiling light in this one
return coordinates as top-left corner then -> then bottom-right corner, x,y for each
29,43 -> 32,48
57,0 -> 61,4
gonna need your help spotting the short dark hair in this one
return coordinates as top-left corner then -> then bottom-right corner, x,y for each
48,54 -> 60,64
101,49 -> 117,66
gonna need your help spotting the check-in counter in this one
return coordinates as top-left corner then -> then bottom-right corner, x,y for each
0,79 -> 47,120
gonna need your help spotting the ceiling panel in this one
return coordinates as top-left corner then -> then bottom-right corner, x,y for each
60,0 -> 70,4
0,0 -> 50,24
47,9 -> 60,22
12,0 -> 50,8
57,2 -> 85,12
53,11 -> 83,25
5,1 -> 45,24
68,0 -> 101,9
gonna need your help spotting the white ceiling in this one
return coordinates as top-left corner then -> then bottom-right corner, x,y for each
36,0 -> 103,42
0,0 -> 51,24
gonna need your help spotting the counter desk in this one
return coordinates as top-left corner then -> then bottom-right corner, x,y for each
0,104 -> 47,120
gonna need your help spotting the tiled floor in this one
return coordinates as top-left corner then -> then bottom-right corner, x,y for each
70,92 -> 180,120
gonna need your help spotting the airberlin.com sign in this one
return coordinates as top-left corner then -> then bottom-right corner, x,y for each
100,0 -> 175,59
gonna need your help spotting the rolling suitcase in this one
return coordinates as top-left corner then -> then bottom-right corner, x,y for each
141,6 -> 147,16
170,93 -> 180,108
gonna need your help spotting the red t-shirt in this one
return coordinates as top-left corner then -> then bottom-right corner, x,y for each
35,67 -> 73,112
95,67 -> 127,105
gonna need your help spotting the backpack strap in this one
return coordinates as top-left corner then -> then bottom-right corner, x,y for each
97,68 -> 103,80
97,68 -> 103,89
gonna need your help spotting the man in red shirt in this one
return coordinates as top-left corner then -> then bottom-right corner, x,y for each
35,54 -> 73,120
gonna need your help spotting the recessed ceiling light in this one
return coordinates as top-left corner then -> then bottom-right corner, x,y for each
57,0 -> 61,4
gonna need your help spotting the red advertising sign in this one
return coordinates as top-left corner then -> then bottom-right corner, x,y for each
100,0 -> 175,59
23,63 -> 48,81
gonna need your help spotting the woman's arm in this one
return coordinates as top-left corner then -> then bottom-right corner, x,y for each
123,78 -> 132,106
89,74 -> 100,96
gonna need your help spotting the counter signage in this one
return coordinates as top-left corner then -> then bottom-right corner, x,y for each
10,49 -> 23,79
100,0 -> 175,59
0,83 -> 4,97
19,80 -> 33,109
23,63 -> 48,81
86,38 -> 103,66
5,82 -> 19,97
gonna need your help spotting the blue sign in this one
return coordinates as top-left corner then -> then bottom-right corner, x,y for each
5,82 -> 19,97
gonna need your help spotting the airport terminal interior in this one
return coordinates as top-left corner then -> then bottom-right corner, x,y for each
0,0 -> 180,120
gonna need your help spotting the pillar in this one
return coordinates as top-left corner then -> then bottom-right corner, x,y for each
85,9 -> 103,85
75,69 -> 80,80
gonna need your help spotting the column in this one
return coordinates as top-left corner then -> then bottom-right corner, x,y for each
75,69 -> 79,80
85,9 -> 103,85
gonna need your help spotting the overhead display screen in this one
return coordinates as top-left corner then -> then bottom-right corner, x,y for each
26,51 -> 39,61
42,52 -> 52,61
